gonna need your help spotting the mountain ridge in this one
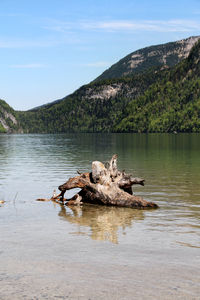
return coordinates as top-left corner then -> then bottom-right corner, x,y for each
30,35 -> 200,113
94,36 -> 200,81
17,37 -> 200,133
1,35 -> 200,133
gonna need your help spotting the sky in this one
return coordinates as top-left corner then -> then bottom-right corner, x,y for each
1,0 -> 200,110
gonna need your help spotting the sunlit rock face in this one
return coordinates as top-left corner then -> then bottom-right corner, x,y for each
0,100 -> 23,133
95,36 -> 200,81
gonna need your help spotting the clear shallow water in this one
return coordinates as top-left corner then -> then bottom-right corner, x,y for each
0,133 -> 200,299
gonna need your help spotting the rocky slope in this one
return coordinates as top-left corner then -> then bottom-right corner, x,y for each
116,38 -> 200,132
18,69 -> 162,133
95,36 -> 200,81
0,100 -> 22,133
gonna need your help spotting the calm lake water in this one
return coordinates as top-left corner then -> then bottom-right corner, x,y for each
0,133 -> 200,299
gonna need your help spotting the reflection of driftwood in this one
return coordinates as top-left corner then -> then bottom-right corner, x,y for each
58,204 -> 145,243
53,155 -> 158,209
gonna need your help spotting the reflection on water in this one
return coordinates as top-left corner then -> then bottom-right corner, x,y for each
0,133 -> 200,248
58,203 -> 144,244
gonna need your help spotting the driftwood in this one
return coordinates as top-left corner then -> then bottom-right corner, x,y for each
52,155 -> 158,209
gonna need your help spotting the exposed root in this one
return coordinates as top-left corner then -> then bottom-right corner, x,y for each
52,155 -> 158,209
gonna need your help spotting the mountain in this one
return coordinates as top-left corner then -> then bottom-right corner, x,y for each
29,36 -> 200,114
15,36 -> 200,133
116,38 -> 200,133
0,100 -> 23,133
95,36 -> 200,81
17,69 -> 163,133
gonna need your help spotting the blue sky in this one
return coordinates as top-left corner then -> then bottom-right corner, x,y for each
1,0 -> 200,110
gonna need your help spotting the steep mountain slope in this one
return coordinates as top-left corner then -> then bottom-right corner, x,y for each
18,69 -> 163,133
0,100 -> 23,133
95,36 -> 200,81
116,39 -> 200,132
30,36 -> 200,113
17,36 -> 200,133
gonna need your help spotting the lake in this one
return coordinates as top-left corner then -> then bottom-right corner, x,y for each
0,133 -> 200,299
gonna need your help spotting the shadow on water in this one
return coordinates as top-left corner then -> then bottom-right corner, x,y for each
57,203 -> 145,244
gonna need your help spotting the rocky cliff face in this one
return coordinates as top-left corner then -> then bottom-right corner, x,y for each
0,100 -> 22,133
95,36 -> 200,81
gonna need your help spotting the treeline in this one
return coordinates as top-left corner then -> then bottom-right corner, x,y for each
17,69 -> 163,133
17,39 -> 200,133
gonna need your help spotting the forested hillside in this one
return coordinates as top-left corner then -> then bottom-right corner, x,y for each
17,69 -> 163,133
0,99 -> 22,133
95,36 -> 199,81
116,38 -> 200,132
17,38 -> 200,133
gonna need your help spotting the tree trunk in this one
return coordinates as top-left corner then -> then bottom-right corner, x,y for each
53,155 -> 158,209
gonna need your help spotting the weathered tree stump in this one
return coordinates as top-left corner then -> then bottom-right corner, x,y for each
52,155 -> 158,209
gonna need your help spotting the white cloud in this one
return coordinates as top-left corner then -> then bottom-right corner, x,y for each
10,64 -> 45,69
0,34 -> 80,49
81,19 -> 200,33
43,23 -> 72,33
45,18 -> 200,33
2,18 -> 199,50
